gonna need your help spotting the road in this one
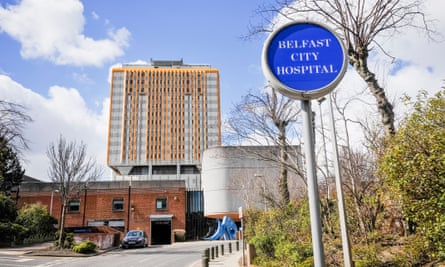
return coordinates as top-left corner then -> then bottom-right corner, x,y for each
0,240 -> 231,267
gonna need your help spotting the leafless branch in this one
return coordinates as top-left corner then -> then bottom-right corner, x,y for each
251,0 -> 437,136
46,135 -> 102,248
0,100 -> 32,156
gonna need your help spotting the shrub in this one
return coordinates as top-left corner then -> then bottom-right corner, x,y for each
379,89 -> 445,262
275,241 -> 313,267
246,202 -> 313,266
353,244 -> 381,267
390,235 -> 431,266
0,222 -> 28,245
72,241 -> 97,254
0,194 -> 18,222
23,232 -> 56,245
54,231 -> 74,249
16,203 -> 57,237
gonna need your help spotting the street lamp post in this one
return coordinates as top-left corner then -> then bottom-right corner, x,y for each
50,189 -> 59,216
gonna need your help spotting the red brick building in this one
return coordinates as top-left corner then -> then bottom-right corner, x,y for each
17,180 -> 186,245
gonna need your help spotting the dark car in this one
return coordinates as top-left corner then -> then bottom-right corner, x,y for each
121,230 -> 148,248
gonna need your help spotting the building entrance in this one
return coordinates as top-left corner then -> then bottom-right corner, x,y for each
150,215 -> 173,245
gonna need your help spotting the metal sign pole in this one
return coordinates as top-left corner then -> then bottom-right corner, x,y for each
262,21 -> 347,267
328,94 -> 353,266
301,99 -> 326,267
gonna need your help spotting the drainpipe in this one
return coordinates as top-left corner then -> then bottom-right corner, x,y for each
82,184 -> 87,226
127,180 -> 132,232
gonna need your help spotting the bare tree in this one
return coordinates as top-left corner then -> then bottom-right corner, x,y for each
252,0 -> 435,136
0,100 -> 32,155
46,135 -> 102,248
225,87 -> 302,207
326,91 -> 385,241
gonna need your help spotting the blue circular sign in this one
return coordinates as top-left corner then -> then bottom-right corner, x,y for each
262,21 -> 347,100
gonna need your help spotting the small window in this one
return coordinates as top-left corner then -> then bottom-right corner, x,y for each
112,198 -> 124,211
68,199 -> 80,213
156,198 -> 167,210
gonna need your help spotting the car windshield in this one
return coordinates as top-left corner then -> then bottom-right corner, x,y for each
127,231 -> 142,237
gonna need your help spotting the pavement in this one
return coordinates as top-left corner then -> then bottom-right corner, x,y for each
190,249 -> 243,267
0,241 -> 54,256
0,241 -> 244,267
0,241 -> 117,257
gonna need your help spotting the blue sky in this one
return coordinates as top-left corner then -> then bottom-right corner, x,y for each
0,0 -> 268,180
1,0 -> 444,180
0,0 -> 266,113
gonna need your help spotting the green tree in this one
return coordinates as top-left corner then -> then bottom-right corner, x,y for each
0,192 -> 17,222
0,193 -> 28,245
0,136 -> 25,196
16,203 -> 57,238
379,89 -> 445,261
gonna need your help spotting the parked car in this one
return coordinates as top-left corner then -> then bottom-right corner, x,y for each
121,230 -> 148,248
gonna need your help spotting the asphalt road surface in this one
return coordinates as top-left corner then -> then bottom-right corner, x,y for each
0,240 -> 231,267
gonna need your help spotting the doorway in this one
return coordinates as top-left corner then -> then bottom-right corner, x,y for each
150,215 -> 172,245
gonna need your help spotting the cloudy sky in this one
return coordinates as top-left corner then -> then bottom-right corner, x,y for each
0,0 -> 444,181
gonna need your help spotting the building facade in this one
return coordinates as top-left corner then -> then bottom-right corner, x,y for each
18,180 -> 186,245
107,59 -> 221,190
202,146 -> 305,220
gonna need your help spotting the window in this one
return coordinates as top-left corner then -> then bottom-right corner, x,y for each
112,198 -> 124,211
68,199 -> 80,213
156,198 -> 167,210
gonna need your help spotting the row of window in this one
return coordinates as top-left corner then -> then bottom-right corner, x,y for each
67,198 -> 168,213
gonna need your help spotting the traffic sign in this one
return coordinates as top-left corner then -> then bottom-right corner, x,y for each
262,21 -> 347,100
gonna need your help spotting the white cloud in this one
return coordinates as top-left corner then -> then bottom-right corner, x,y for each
72,72 -> 94,85
91,11 -> 99,20
266,0 -> 445,156
0,0 -> 130,67
271,0 -> 445,123
0,75 -> 110,181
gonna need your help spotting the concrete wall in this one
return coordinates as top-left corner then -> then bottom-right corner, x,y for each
202,146 -> 304,219
73,233 -> 117,250
202,146 -> 305,219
